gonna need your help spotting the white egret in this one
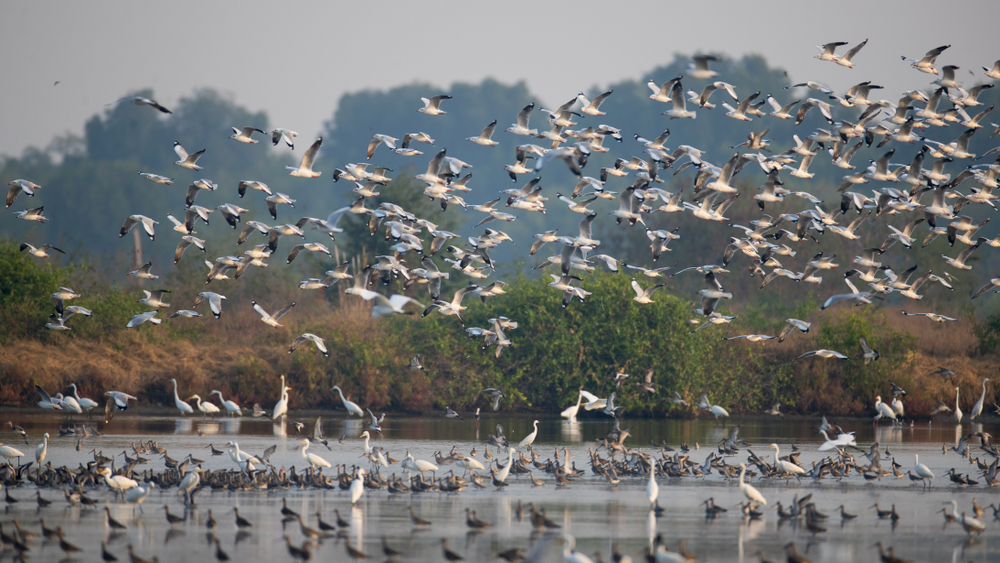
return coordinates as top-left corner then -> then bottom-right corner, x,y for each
891,396 -> 905,418
359,431 -> 374,456
518,420 -> 539,449
818,430 -> 856,451
58,393 -> 83,414
646,464 -> 659,509
495,448 -> 517,483
954,387 -> 963,424
124,482 -> 154,513
177,467 -> 200,500
562,535 -> 594,563
100,468 -> 137,495
350,469 -> 367,503
226,442 -> 260,472
331,385 -> 363,417
738,463 -> 767,506
189,394 -> 220,416
873,395 -> 896,423
579,389 -> 607,411
769,444 -> 806,476
298,440 -> 332,468
273,375 -> 289,419
171,379 -> 193,415
210,390 -> 242,416
561,392 -> 584,420
971,378 -> 989,419
0,442 -> 24,466
913,455 -> 934,487
402,451 -> 439,475
69,384 -> 99,414
951,500 -> 986,534
35,432 -> 48,465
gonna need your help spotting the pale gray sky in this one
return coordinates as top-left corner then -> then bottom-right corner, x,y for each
2,0 -> 997,158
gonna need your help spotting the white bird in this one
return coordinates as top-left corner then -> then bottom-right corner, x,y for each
177,467 -> 200,501
418,95 -> 452,115
738,463 -> 766,506
403,451 -> 439,475
954,387 -> 963,424
286,137 -> 323,177
797,349 -> 850,361
350,468 -> 367,503
271,128 -> 298,149
290,333 -> 328,357
577,90 -> 613,116
272,375 -> 290,420
299,439 -> 332,468
817,430 -> 856,451
124,482 -> 154,512
100,467 -> 137,494
913,454 -> 934,487
631,279 -> 664,304
126,311 -> 161,328
211,390 -> 241,416
971,378 -> 990,419
646,464 -> 658,508
230,126 -> 265,143
19,242 -> 64,258
874,395 -> 896,423
69,384 -> 98,414
6,179 -> 41,208
579,389 -> 607,411
137,171 -> 172,185
467,120 -> 499,146
252,300 -> 295,327
173,142 -> 205,170
171,379 -> 193,415
562,535 -> 594,563
108,96 -> 171,113
0,443 -> 25,465
561,392 -> 584,420
226,441 -> 262,471
195,291 -> 226,319
518,419 -> 539,449
34,432 -> 48,465
12,206 -> 47,223
331,385 -> 363,417
120,214 -> 158,240
688,55 -> 719,79
769,444 -> 806,476
59,393 -> 83,414
189,394 -> 220,416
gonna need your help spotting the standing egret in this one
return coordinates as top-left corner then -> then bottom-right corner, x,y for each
69,384 -> 99,415
561,392 -> 584,420
171,379 -> 193,415
954,387 -> 963,424
518,420 -> 539,449
350,469 -> 367,503
769,444 -> 806,476
177,467 -> 200,503
210,390 -> 242,416
738,463 -> 766,506
35,433 -> 48,465
971,378 -> 990,419
226,442 -> 260,472
124,482 -> 154,513
891,396 -> 905,419
402,451 -> 439,476
58,393 -> 83,414
298,440 -> 332,468
0,443 -> 25,466
273,375 -> 290,420
359,431 -> 374,456
873,396 -> 896,424
189,395 -> 220,416
99,468 -> 137,496
495,447 -> 517,484
913,454 -> 934,487
646,464 -> 659,509
331,385 -> 363,417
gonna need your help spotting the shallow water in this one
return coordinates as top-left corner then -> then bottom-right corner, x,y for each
3,411 -> 999,562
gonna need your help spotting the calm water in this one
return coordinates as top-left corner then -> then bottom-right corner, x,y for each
3,411 -> 999,562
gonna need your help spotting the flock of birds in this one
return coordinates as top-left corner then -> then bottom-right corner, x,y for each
4,38 -> 1000,563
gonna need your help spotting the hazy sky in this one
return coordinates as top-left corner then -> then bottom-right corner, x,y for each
2,1 -> 997,158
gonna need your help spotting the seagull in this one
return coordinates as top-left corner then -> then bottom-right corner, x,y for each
194,291 -> 226,318
107,96 -> 171,113
903,44 -> 950,75
13,206 -> 47,223
286,137 -> 323,178
230,127 -> 265,143
238,180 -> 271,198
506,103 -> 537,136
901,310 -> 961,323
796,349 -> 850,360
445,406 -> 464,421
126,311 -> 161,328
834,38 -> 868,68
418,95 -> 452,115
19,243 -> 64,258
290,334 -> 328,357
688,55 -> 719,79
271,128 -> 298,149
366,134 -> 399,159
119,215 -> 157,240
467,120 -> 499,146
577,90 -> 613,116
127,262 -> 158,280
6,179 -> 41,208
860,337 -> 880,364
631,279 -> 664,304
173,142 -> 206,170
252,301 -> 295,327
